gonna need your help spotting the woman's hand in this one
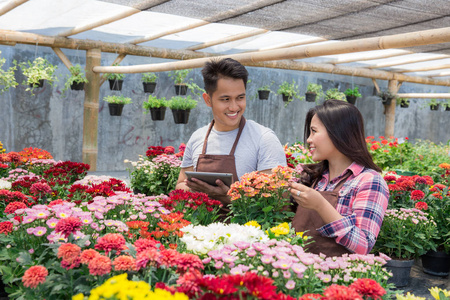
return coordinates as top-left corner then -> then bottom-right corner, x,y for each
288,181 -> 325,211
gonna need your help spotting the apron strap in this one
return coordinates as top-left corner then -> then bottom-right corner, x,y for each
201,120 -> 215,155
312,169 -> 353,190
201,117 -> 247,156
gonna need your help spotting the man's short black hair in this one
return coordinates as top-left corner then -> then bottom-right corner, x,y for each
201,58 -> 248,95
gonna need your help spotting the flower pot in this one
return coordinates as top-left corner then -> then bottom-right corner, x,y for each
143,82 -> 156,93
421,250 -> 450,277
305,92 -> 316,102
430,104 -> 440,111
400,103 -> 409,108
346,95 -> 357,105
108,103 -> 124,116
109,79 -> 123,91
385,259 -> 414,288
282,94 -> 291,102
149,107 -> 166,121
446,106 -> 450,111
258,90 -> 270,100
70,81 -> 85,91
174,84 -> 187,95
381,97 -> 393,105
171,109 -> 190,124
29,79 -> 44,88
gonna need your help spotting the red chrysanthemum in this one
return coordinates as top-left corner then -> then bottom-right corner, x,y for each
299,294 -> 323,300
414,177 -> 427,184
349,278 -> 386,300
57,243 -> 81,264
113,255 -> 137,271
410,190 -> 425,201
136,248 -> 162,270
88,255 -> 112,276
134,238 -> 164,254
415,201 -> 428,210
80,249 -> 100,265
48,199 -> 66,207
55,216 -> 82,238
0,221 -> 13,235
383,175 -> 397,182
4,201 -> 27,215
388,184 -> 403,192
30,182 -> 52,196
323,284 -> 363,300
160,249 -> 179,268
176,253 -> 204,274
61,257 -> 81,270
430,184 -> 446,192
95,233 -> 127,254
422,175 -> 434,185
22,265 -> 48,288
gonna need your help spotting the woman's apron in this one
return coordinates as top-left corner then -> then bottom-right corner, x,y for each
292,172 -> 352,257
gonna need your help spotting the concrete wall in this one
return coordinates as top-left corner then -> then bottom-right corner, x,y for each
0,44 -> 449,171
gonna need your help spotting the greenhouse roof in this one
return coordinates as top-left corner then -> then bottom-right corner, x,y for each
0,0 -> 449,79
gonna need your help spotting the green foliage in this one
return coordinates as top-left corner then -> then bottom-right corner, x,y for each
325,88 -> 346,101
168,69 -> 191,85
367,136 -> 414,171
18,57 -> 58,93
62,64 -> 88,94
377,90 -> 396,103
424,188 -> 450,253
142,95 -> 167,111
396,97 -> 409,106
185,81 -> 205,98
277,80 -> 302,105
167,95 -> 198,110
141,72 -> 157,83
102,95 -> 132,104
344,86 -> 362,98
0,51 -> 18,93
306,83 -> 324,98
442,99 -> 450,108
104,64 -> 125,80
429,98 -> 439,107
258,81 -> 274,91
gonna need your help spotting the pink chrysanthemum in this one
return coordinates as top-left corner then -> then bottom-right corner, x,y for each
55,216 -> 82,238
176,253 -> 204,274
61,257 -> 81,270
135,248 -> 162,270
94,233 -> 127,254
22,265 -> 48,288
134,238 -> 163,253
88,255 -> 112,276
113,255 -> 137,271
80,249 -> 100,265
57,243 -> 81,264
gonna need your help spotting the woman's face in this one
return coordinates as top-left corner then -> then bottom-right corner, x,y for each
306,115 -> 339,162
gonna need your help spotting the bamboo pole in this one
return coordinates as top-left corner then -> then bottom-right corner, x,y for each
431,72 -> 450,77
99,53 -> 127,87
132,0 -> 170,10
57,8 -> 140,37
186,29 -> 268,51
397,64 -> 450,73
368,54 -> 449,69
396,93 -> 450,99
330,50 -> 412,65
256,37 -> 326,52
51,48 -> 73,70
0,0 -> 28,16
384,80 -> 399,137
372,79 -> 380,93
82,49 -> 101,171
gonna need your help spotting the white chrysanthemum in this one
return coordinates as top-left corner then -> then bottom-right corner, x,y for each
0,179 -> 12,190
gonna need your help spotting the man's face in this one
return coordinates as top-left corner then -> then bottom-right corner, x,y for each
203,77 -> 246,132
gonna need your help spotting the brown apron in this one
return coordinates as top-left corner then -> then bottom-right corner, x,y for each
292,172 -> 352,257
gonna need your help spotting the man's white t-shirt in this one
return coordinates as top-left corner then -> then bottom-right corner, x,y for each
181,119 -> 287,179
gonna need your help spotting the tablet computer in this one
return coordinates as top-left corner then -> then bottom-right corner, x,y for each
185,171 -> 233,187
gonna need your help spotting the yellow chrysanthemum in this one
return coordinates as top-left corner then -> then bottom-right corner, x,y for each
245,220 -> 261,229
270,222 -> 290,235
72,294 -> 85,300
429,287 -> 450,300
396,292 -> 426,300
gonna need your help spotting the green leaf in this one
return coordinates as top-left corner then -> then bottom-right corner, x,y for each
262,206 -> 273,213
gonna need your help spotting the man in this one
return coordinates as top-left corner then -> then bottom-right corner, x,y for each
175,58 -> 286,205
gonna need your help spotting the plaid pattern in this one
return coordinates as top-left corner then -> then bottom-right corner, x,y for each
316,162 -> 389,254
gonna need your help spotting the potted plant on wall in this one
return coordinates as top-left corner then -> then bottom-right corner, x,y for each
305,83 -> 323,102
429,98 -> 440,111
277,80 -> 302,106
62,64 -> 88,93
168,69 -> 191,95
343,86 -> 362,105
442,99 -> 450,111
103,95 -> 132,116
257,81 -> 274,100
0,51 -> 18,93
104,64 -> 125,91
396,97 -> 410,108
325,88 -> 346,101
167,95 -> 197,124
141,72 -> 157,93
142,95 -> 168,121
378,90 -> 396,105
19,57 -> 58,93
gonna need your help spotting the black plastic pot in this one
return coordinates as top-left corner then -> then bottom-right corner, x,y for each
109,79 -> 123,91
143,82 -> 156,93
171,109 -> 190,124
421,250 -> 450,277
346,95 -> 357,105
282,94 -> 291,102
108,103 -> 124,116
305,92 -> 316,102
71,81 -> 85,91
400,103 -> 409,108
174,84 -> 188,95
150,107 -> 166,121
385,259 -> 414,288
29,79 -> 45,88
430,104 -> 440,111
446,106 -> 450,111
258,90 -> 270,100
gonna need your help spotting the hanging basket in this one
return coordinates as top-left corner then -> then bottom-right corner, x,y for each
305,92 -> 316,102
430,104 -> 440,111
108,103 -> 124,116
400,103 -> 409,108
143,82 -> 156,93
446,106 -> 450,111
171,109 -> 190,124
149,107 -> 166,121
29,79 -> 45,88
70,82 -> 85,91
346,95 -> 357,105
258,90 -> 270,100
109,79 -> 123,91
282,94 -> 291,102
174,84 -> 188,95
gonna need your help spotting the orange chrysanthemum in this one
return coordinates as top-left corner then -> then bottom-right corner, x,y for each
22,265 -> 48,288
57,243 -> 81,264
88,255 -> 112,276
439,163 -> 450,170
113,255 -> 137,271
80,249 -> 100,265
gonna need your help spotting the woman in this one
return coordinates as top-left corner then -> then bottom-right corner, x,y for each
289,99 -> 388,256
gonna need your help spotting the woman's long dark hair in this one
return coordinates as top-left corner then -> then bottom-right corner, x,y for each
301,99 -> 381,187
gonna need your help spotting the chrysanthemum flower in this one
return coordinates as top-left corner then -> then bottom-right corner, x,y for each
349,278 -> 386,300
55,216 -> 82,238
299,294 -> 323,300
33,226 -> 47,237
415,201 -> 428,210
88,255 -> 112,276
0,221 -> 13,235
95,233 -> 127,254
410,190 -> 425,201
323,284 -> 363,300
4,201 -> 28,215
22,265 -> 48,288
57,243 -> 81,264
176,253 -> 204,274
80,249 -> 100,265
30,182 -> 52,196
113,255 -> 137,271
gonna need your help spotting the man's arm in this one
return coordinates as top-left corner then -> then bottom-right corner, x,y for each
175,166 -> 194,191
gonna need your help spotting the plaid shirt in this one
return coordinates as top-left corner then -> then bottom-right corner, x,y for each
314,162 -> 389,255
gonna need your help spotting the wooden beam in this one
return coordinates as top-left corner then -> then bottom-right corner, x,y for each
186,29 -> 268,51
82,49 -> 101,171
329,50 -> 412,65
397,64 -> 450,73
368,54 -> 449,69
52,47 -> 73,70
372,79 -> 380,93
0,0 -> 28,16
256,37 -> 326,52
397,93 -> 450,99
384,80 -> 399,138
99,53 -> 127,86
57,8 -> 140,37
431,72 -> 450,77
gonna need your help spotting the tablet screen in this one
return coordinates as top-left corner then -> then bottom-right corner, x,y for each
185,171 -> 233,187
